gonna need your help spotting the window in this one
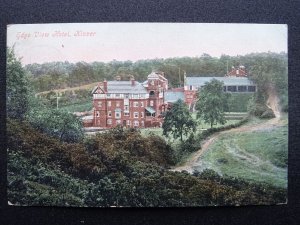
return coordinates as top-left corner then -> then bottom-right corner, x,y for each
227,86 -> 237,92
127,120 -> 131,126
149,91 -> 155,96
107,119 -> 112,124
116,101 -> 120,107
115,112 -> 121,118
134,102 -> 139,107
96,111 -> 100,117
133,94 -> 138,99
98,101 -> 102,107
150,100 -> 154,106
116,120 -> 121,125
189,85 -> 193,90
134,112 -> 139,118
108,111 -> 112,117
108,101 -> 111,107
141,112 -> 144,118
140,102 -> 144,107
248,86 -> 256,92
124,106 -> 129,111
125,94 -> 129,98
124,112 -> 130,116
116,94 -> 120,98
134,120 -> 139,127
238,86 -> 247,92
141,121 -> 144,127
124,98 -> 129,105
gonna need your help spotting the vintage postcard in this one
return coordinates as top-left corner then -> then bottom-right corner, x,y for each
7,23 -> 288,207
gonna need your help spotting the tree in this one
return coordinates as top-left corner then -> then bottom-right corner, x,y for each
162,99 -> 196,141
6,47 -> 30,120
28,108 -> 84,143
195,79 -> 230,128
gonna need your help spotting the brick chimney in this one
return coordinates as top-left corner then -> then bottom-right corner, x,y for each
103,79 -> 108,92
130,76 -> 135,86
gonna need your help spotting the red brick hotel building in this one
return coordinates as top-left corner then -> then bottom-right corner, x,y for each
91,72 -> 168,128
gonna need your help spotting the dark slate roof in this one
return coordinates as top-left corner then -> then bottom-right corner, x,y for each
186,77 -> 255,86
164,91 -> 184,103
92,81 -> 148,94
107,81 -> 148,94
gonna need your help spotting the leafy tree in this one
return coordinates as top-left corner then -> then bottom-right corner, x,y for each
6,47 -> 30,120
27,108 -> 84,143
162,99 -> 196,141
195,79 -> 230,128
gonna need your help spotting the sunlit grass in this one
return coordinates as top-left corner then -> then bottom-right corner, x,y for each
193,123 -> 288,188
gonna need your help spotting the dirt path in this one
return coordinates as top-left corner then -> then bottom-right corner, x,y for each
171,86 -> 283,173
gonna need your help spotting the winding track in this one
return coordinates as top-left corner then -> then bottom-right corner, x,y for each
171,86 -> 283,173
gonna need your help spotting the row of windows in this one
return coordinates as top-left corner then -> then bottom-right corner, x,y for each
94,93 -> 149,99
112,111 -> 144,118
225,85 -> 256,92
107,119 -> 144,127
97,101 -> 146,108
98,100 -> 154,108
96,111 -> 144,118
193,85 -> 256,93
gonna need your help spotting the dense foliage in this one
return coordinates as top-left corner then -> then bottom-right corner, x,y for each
7,119 -> 286,207
25,52 -> 287,94
196,79 -> 230,128
7,48 -> 30,120
162,99 -> 197,141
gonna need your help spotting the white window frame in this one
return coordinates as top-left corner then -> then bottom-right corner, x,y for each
108,111 -> 112,117
134,101 -> 139,107
134,120 -> 139,127
134,112 -> 139,118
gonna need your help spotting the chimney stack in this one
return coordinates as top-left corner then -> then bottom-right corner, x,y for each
130,76 -> 135,86
103,79 -> 108,92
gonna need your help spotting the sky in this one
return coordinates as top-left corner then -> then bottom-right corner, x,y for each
7,23 -> 287,65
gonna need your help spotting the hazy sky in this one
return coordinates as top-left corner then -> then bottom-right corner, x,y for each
7,23 -> 287,65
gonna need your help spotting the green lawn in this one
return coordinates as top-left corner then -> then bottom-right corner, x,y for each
193,124 -> 288,188
59,101 -> 92,113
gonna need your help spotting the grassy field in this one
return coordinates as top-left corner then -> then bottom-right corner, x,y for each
59,101 -> 93,113
192,123 -> 288,188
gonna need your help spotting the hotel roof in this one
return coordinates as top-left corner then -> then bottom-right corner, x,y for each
164,91 -> 184,103
92,81 -> 148,94
107,81 -> 148,94
186,77 -> 255,87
